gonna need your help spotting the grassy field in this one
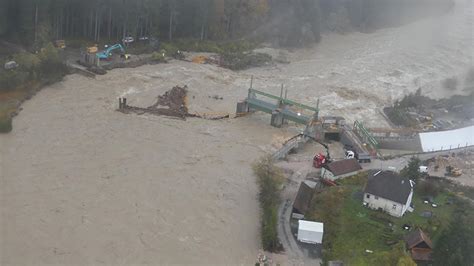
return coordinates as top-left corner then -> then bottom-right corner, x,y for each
307,173 -> 463,265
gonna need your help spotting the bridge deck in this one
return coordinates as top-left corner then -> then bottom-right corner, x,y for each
246,98 -> 311,125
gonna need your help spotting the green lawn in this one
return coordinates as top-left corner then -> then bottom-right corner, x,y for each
307,173 -> 460,265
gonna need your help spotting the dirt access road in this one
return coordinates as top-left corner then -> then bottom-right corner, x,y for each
1,2 -> 472,264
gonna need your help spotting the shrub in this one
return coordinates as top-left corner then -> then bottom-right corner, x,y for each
0,70 -> 29,91
37,43 -> 67,80
151,52 -> 167,63
160,43 -> 179,57
253,156 -> 284,252
13,52 -> 41,73
0,115 -> 12,133
221,52 -> 272,70
418,181 -> 440,197
65,38 -> 94,49
127,42 -> 155,54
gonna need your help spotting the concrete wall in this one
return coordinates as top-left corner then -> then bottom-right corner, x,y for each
321,169 -> 361,181
321,168 -> 334,180
376,137 -> 422,151
364,193 -> 409,217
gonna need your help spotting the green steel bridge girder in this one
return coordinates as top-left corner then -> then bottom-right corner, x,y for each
354,120 -> 379,147
248,88 -> 319,113
246,98 -> 311,125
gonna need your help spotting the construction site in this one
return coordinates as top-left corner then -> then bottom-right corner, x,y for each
1,2 -> 474,265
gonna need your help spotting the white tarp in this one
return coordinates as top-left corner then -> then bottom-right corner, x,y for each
297,220 -> 324,244
419,125 -> 474,152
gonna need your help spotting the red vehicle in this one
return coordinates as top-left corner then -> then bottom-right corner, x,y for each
313,153 -> 328,168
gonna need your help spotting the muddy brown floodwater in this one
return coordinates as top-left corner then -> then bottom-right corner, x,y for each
1,2 -> 472,264
0,69 -> 297,265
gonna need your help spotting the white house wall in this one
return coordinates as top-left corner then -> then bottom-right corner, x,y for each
364,193 -> 405,217
401,190 -> 414,215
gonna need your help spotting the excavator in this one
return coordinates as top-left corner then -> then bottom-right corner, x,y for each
96,44 -> 128,60
306,136 -> 332,168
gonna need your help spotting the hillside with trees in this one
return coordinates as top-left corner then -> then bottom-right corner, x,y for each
0,0 -> 454,49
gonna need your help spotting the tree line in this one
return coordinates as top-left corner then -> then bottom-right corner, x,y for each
0,0 -> 454,48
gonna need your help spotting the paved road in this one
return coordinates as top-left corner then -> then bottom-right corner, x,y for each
277,170 -> 322,266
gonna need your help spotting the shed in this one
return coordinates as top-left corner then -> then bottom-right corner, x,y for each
292,180 -> 316,217
321,158 -> 362,180
405,228 -> 433,261
297,220 -> 324,244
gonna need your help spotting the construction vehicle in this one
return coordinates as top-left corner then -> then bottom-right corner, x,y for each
445,166 -> 462,177
87,45 -> 99,53
54,40 -> 66,49
311,139 -> 332,168
313,153 -> 329,168
96,44 -> 125,60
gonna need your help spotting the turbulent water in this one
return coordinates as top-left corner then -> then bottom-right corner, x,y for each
1,2 -> 472,265
250,0 -> 473,127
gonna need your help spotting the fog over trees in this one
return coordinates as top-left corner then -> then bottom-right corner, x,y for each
0,0 -> 453,47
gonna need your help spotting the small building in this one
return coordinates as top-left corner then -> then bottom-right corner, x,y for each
292,180 -> 317,219
321,159 -> 362,181
405,228 -> 433,262
297,220 -> 324,244
363,171 -> 414,217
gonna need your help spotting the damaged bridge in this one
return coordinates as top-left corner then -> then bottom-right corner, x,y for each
236,78 -> 319,127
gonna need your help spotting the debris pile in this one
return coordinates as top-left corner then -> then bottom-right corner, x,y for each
118,85 -> 229,120
118,85 -> 189,119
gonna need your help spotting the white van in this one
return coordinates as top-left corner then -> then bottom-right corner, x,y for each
419,166 -> 428,173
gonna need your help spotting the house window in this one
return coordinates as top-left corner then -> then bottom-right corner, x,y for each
366,194 -> 370,199
392,204 -> 397,210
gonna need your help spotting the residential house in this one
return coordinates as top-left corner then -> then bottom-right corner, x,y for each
321,159 -> 362,181
363,171 -> 414,217
405,228 -> 433,262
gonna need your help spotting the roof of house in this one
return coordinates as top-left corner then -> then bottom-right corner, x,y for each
325,159 -> 362,176
364,171 -> 413,204
405,228 -> 433,250
293,181 -> 315,215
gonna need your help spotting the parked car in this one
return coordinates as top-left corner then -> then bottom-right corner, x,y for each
122,36 -> 134,44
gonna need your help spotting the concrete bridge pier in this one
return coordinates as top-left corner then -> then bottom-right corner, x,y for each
236,101 -> 249,114
271,109 -> 284,127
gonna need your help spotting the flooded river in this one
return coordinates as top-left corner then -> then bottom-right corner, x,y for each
1,1 -> 472,264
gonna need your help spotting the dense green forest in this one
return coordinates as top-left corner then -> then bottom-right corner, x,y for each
0,0 -> 454,48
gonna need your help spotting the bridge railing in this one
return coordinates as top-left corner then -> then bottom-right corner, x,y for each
248,88 -> 319,113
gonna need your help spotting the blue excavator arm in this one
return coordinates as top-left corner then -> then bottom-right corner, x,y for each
96,44 -> 125,59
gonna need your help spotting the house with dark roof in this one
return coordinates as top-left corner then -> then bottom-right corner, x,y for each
363,171 -> 414,217
321,159 -> 362,181
292,180 -> 317,219
405,228 -> 433,262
